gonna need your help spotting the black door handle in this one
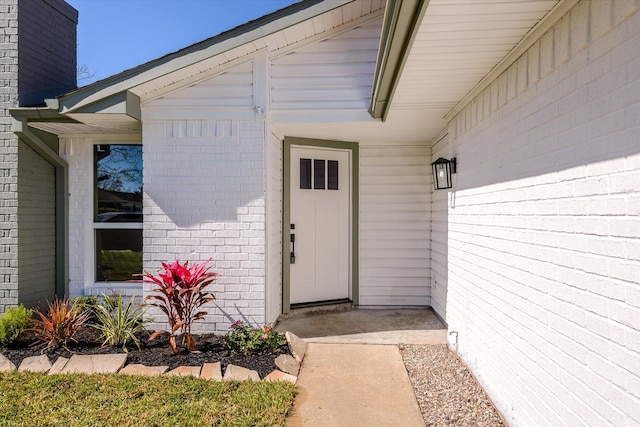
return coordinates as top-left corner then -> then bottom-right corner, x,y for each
290,224 -> 296,264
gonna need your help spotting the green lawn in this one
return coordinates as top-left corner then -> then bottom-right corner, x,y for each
0,371 -> 296,426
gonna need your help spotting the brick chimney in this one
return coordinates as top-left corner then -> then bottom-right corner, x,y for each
0,0 -> 77,313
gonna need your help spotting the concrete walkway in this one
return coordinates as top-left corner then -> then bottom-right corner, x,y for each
277,308 -> 446,345
279,308 -> 446,426
286,343 -> 426,427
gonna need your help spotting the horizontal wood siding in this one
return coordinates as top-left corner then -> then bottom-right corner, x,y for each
271,18 -> 382,113
17,141 -> 56,308
359,145 -> 431,306
149,61 -> 254,108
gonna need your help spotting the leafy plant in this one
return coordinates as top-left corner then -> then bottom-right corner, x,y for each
143,259 -> 218,354
92,293 -> 150,352
224,321 -> 286,355
0,304 -> 33,346
30,298 -> 91,351
71,295 -> 100,321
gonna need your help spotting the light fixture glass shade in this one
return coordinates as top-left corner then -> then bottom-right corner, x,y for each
431,157 -> 454,190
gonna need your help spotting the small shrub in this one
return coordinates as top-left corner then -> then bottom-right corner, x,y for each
31,298 -> 91,351
71,295 -> 100,320
0,304 -> 33,346
144,259 -> 218,354
224,320 -> 286,355
92,293 -> 150,352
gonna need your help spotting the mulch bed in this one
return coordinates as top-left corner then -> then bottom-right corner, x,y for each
1,328 -> 290,379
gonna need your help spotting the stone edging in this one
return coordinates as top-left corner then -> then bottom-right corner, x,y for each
0,331 -> 308,385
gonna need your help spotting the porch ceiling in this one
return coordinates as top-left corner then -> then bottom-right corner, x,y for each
387,0 -> 561,143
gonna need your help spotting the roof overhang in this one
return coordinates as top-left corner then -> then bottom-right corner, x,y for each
368,0 -> 429,121
10,105 -> 140,136
13,0 -> 359,136
57,0 -> 352,115
371,0 -> 567,142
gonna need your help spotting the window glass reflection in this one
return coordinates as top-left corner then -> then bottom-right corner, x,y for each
95,145 -> 142,222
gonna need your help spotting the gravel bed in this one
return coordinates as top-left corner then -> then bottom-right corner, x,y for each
400,344 -> 505,426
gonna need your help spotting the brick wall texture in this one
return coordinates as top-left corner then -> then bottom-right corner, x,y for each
0,0 -> 19,313
142,119 -> 267,333
17,0 -> 77,106
63,122 -> 268,334
443,1 -> 640,425
0,0 -> 76,313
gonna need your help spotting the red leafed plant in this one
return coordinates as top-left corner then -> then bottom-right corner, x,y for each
31,298 -> 92,351
143,259 -> 218,354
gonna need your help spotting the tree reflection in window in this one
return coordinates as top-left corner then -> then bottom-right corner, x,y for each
94,144 -> 143,282
94,145 -> 143,223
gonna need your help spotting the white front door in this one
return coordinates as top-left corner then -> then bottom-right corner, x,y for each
290,146 -> 350,304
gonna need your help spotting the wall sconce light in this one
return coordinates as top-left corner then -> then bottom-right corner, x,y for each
431,157 -> 457,190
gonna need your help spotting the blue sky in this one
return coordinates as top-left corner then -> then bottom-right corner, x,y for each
66,0 -> 300,85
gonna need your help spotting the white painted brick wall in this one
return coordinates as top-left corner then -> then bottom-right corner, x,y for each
62,137 -> 94,299
61,137 -> 143,300
429,133 -> 448,321
444,2 -> 640,425
142,119 -> 267,333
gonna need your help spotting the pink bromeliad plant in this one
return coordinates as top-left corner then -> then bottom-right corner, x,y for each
143,259 -> 218,354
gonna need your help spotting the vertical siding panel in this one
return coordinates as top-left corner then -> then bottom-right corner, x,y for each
554,14 -> 571,64
591,0 -> 613,39
571,0 -> 590,52
528,40 -> 541,84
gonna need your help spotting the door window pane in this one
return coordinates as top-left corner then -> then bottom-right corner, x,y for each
300,158 -> 311,189
95,229 -> 143,282
95,145 -> 142,222
328,160 -> 338,190
314,159 -> 325,190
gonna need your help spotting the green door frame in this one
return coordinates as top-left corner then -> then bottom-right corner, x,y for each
282,137 -> 359,314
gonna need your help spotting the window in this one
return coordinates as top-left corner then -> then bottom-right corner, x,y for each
300,158 -> 339,191
94,144 -> 142,282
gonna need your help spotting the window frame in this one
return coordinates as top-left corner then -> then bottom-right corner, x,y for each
91,142 -> 143,285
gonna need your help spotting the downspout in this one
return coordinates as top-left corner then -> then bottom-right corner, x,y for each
12,116 -> 69,298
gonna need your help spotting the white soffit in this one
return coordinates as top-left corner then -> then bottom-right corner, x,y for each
29,121 -> 141,136
389,0 -> 560,140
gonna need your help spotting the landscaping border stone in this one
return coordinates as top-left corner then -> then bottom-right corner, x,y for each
0,331 -> 308,383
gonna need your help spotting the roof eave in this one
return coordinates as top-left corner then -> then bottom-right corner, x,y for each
368,0 -> 429,121
58,0 -> 353,115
